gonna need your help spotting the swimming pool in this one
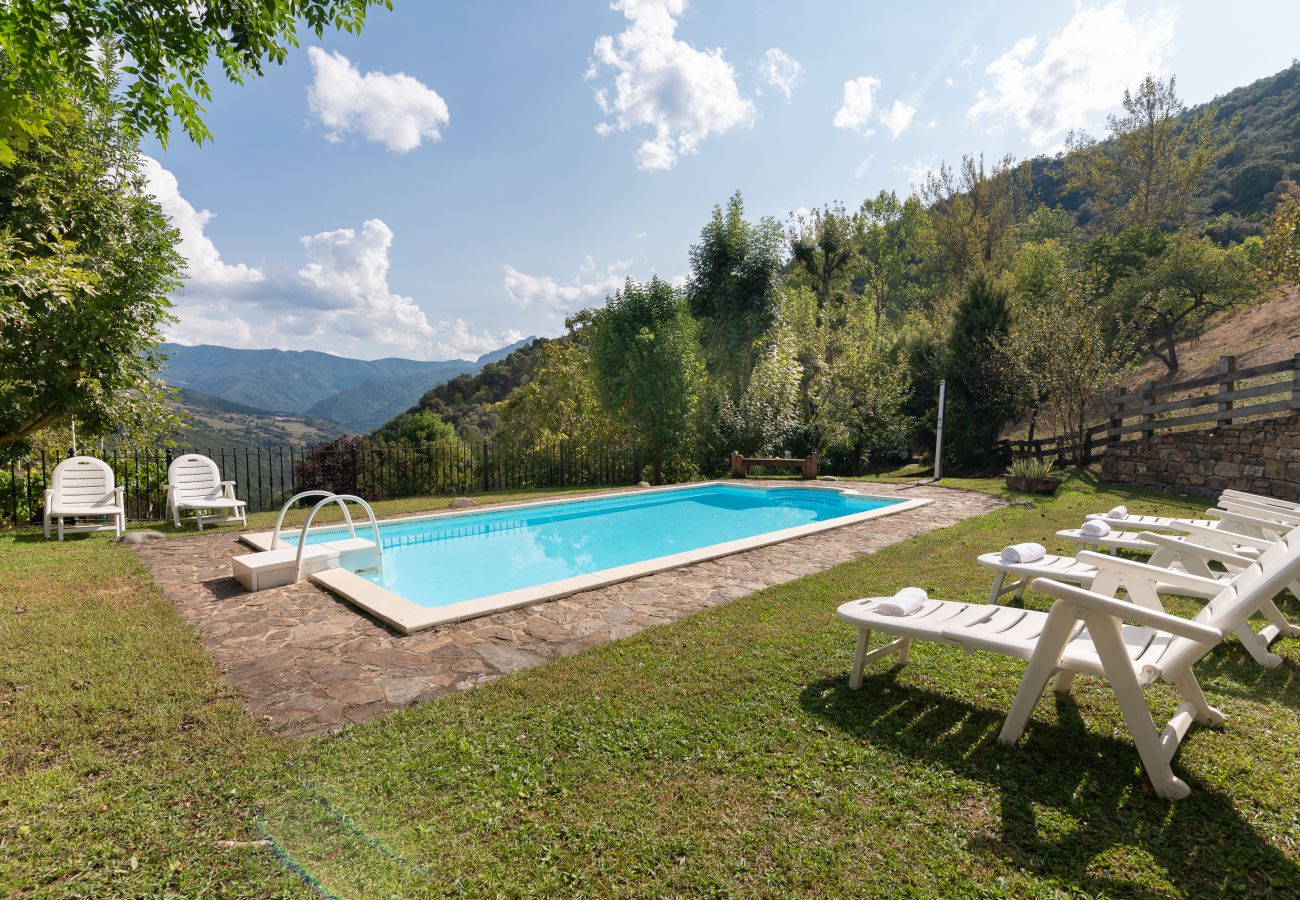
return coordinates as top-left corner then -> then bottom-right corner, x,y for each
242,482 -> 927,633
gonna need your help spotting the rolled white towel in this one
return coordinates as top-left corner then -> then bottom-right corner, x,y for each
1108,505 -> 1128,519
1000,542 -> 1046,564
873,587 -> 927,617
1079,520 -> 1112,538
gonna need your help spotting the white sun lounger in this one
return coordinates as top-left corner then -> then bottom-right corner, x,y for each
979,530 -> 1298,667
838,531 -> 1300,798
166,453 -> 247,530
43,456 -> 125,540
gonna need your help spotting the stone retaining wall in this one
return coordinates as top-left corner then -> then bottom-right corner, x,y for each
1101,414 -> 1300,501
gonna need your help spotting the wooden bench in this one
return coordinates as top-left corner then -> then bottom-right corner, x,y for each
730,451 -> 818,480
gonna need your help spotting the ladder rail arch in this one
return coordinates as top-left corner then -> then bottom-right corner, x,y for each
293,494 -> 385,584
271,490 -> 355,549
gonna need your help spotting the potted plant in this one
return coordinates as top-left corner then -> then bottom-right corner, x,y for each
1005,457 -> 1061,495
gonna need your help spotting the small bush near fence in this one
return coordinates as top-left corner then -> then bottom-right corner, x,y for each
2,440 -> 642,525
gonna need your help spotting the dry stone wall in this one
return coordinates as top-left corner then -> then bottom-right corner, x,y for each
1101,415 -> 1300,501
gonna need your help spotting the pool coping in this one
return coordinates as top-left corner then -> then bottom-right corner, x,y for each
238,481 -> 931,634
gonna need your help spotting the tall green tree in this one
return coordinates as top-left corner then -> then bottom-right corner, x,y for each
1092,226 -> 1262,372
373,409 -> 457,445
815,315 -> 910,474
495,339 -> 623,449
588,277 -> 702,483
0,61 -> 182,453
0,1 -> 391,163
789,203 -> 858,326
1262,180 -> 1300,285
1066,75 -> 1236,231
944,272 -> 1015,468
918,153 -> 1028,281
856,190 -> 926,325
686,191 -> 785,392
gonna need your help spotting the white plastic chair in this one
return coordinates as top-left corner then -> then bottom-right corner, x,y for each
838,531 -> 1300,798
43,456 -> 124,540
166,454 -> 247,531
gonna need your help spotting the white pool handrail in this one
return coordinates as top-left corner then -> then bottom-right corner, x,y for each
270,490 -> 354,549
293,494 -> 384,584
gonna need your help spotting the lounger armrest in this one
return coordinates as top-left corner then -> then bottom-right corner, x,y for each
220,480 -> 237,499
1076,550 -> 1225,596
1133,531 -> 1255,568
1163,520 -> 1275,551
1030,578 -> 1224,643
43,488 -> 52,502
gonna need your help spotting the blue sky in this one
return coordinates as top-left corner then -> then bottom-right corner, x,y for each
144,0 -> 1300,360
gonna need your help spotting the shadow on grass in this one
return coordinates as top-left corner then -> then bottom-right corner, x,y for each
800,669 -> 1300,895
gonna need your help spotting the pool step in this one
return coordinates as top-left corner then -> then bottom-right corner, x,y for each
231,538 -> 379,592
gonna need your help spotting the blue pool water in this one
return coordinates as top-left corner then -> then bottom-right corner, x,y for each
292,484 -> 900,608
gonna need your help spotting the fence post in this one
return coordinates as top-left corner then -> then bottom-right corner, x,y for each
1292,353 -> 1300,413
482,442 -> 490,493
1217,355 -> 1237,428
1109,392 -> 1125,447
1141,380 -> 1157,440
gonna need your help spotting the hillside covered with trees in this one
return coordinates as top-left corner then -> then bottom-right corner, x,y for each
366,63 -> 1300,479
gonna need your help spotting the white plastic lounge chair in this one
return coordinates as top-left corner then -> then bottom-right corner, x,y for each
838,531 -> 1300,798
1221,489 -> 1300,513
1058,511 -> 1279,556
980,530 -> 1299,667
166,453 -> 247,531
977,535 -> 1238,604
43,456 -> 124,540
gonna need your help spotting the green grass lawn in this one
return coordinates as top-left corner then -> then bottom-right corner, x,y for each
4,477 -> 1300,896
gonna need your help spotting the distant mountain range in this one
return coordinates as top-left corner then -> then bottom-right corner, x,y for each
160,338 -> 533,433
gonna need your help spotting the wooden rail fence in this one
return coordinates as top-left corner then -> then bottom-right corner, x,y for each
1008,353 -> 1300,464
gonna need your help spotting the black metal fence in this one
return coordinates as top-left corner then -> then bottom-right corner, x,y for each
2,440 -> 642,525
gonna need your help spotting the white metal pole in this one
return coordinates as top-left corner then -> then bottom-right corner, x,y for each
70,416 -> 78,455
933,379 -> 946,481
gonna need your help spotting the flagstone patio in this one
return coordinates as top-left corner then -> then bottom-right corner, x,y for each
133,483 -> 1003,737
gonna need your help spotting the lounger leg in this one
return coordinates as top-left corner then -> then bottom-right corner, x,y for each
172,502 -> 181,529
988,571 -> 1007,605
850,628 -> 871,689
999,609 -> 1077,744
1173,671 -> 1223,727
58,517 -> 64,541
1089,614 -> 1190,799
43,514 -> 50,539
1012,577 -> 1030,601
1053,669 -> 1077,694
897,637 -> 912,665
1232,623 -> 1284,668
1262,597 -> 1300,639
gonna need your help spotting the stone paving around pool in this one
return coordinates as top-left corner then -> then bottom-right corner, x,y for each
133,483 -> 1004,737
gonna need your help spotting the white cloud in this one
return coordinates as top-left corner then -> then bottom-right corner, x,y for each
879,100 -> 917,138
144,159 -> 512,360
960,45 -> 979,66
832,76 -> 880,132
140,157 -> 265,298
967,1 -> 1175,149
944,77 -> 956,87
306,47 -> 449,153
589,0 -> 755,171
758,48 -> 802,100
504,256 -> 630,316
834,77 -> 915,139
897,157 -> 940,194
